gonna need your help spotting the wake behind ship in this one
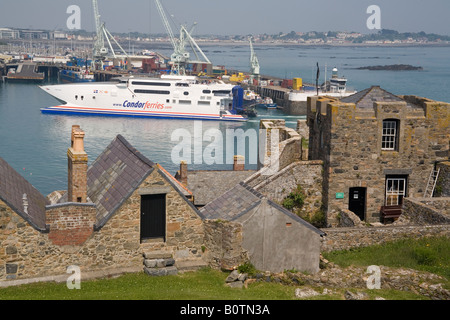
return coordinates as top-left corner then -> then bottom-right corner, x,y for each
39,75 -> 247,121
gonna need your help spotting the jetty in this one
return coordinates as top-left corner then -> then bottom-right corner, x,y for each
5,62 -> 44,82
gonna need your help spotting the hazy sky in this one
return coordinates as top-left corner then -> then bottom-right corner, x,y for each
1,0 -> 449,36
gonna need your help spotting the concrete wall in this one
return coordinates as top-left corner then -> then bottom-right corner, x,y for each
236,200 -> 321,274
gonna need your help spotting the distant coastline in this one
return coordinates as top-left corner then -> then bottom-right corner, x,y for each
355,64 -> 424,71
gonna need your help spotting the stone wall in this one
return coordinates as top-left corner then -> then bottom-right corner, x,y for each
436,161 -> 450,197
202,219 -> 247,270
307,94 -> 450,226
247,160 -> 323,221
321,224 -> 450,252
0,168 -> 205,282
401,197 -> 450,225
259,119 -> 302,173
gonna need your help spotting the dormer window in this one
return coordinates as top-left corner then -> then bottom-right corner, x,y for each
382,119 -> 399,151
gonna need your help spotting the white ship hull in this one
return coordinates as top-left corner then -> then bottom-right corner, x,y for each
40,75 -> 247,121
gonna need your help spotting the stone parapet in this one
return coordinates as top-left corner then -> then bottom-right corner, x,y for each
320,224 -> 450,252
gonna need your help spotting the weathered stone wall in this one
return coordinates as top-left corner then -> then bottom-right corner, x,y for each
202,219 -> 247,270
320,224 -> 450,252
249,160 -> 323,220
307,95 -> 450,226
436,161 -> 450,197
137,169 -> 205,261
401,197 -> 450,225
259,119 -> 302,173
0,168 -> 205,282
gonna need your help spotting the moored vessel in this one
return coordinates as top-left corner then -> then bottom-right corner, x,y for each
39,74 -> 247,121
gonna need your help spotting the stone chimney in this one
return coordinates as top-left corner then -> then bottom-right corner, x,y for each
179,160 -> 188,186
67,125 -> 88,203
233,155 -> 245,171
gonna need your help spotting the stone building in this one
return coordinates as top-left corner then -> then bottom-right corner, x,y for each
200,182 -> 325,273
0,125 -> 205,282
174,156 -> 256,208
307,86 -> 450,225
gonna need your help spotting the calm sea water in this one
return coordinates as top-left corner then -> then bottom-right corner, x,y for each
1,45 -> 449,195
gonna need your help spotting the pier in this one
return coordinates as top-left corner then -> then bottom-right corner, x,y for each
4,62 -> 45,82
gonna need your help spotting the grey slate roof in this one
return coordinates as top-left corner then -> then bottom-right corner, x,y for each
199,182 -> 263,220
87,135 -> 155,229
340,86 -> 405,108
200,181 -> 325,236
0,157 -> 49,231
186,170 -> 256,206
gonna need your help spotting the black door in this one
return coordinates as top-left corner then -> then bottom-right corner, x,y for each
141,194 -> 166,242
348,187 -> 366,221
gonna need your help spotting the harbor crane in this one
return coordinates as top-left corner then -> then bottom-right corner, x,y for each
154,0 -> 210,75
249,36 -> 260,83
92,0 -> 129,69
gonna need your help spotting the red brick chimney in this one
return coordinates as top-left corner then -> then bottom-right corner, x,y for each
67,125 -> 88,203
233,155 -> 245,171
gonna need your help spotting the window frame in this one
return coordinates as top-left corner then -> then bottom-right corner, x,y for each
381,119 -> 399,151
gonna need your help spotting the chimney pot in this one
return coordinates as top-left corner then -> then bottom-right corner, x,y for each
233,155 -> 245,171
179,160 -> 188,185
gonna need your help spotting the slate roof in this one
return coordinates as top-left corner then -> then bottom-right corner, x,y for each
200,181 -> 325,236
186,170 -> 256,206
340,86 -> 406,109
0,157 -> 49,231
199,182 -> 263,220
87,135 -> 155,229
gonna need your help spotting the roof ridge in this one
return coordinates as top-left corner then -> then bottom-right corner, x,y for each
116,135 -> 155,168
157,164 -> 193,196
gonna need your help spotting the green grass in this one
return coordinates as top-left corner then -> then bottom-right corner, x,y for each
0,237 -> 448,300
322,236 -> 450,281
0,268 -> 296,300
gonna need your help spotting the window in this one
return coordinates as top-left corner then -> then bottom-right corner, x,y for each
132,81 -> 171,87
385,176 -> 407,206
382,119 -> 399,151
198,101 -> 210,105
134,89 -> 170,95
179,100 -> 191,105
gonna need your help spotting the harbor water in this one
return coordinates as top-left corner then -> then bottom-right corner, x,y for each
1,45 -> 450,196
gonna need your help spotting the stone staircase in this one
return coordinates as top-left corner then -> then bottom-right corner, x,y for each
142,250 -> 209,276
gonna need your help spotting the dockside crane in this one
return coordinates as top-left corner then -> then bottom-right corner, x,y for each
154,0 -> 210,75
249,36 -> 260,84
92,0 -> 129,70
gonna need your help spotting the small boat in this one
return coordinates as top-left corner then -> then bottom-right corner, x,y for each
256,97 -> 277,109
59,69 -> 95,83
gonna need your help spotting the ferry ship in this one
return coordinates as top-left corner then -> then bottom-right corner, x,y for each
39,75 -> 247,121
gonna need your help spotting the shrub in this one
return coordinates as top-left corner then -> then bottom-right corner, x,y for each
412,247 -> 437,266
282,185 -> 305,212
238,261 -> 258,275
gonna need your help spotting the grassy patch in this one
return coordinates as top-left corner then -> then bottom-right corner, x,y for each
0,268 -> 295,300
323,236 -> 450,281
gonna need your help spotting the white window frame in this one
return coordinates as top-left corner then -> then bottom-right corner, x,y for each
385,177 -> 406,206
382,120 -> 398,151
